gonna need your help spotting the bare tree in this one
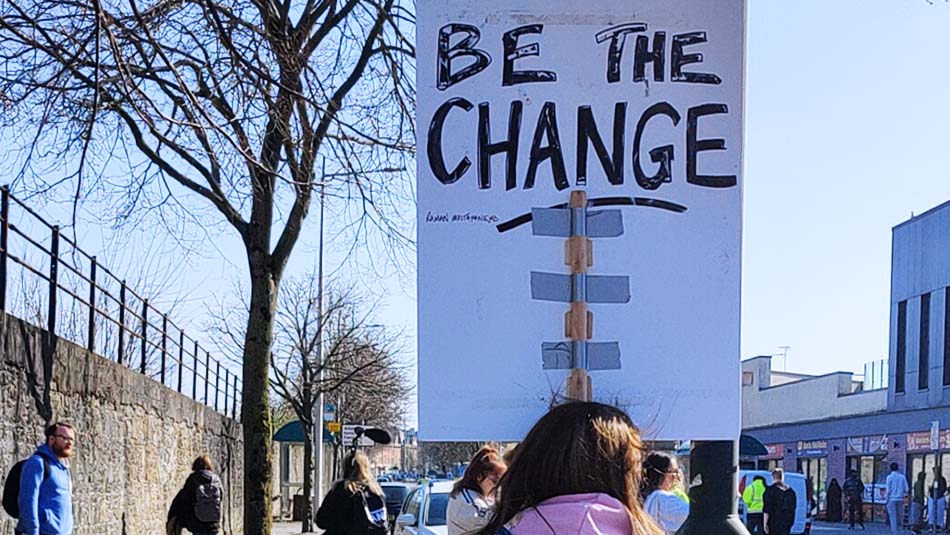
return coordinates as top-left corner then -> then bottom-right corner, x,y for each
0,1 -> 414,533
418,442 -> 482,475
210,272 -> 409,532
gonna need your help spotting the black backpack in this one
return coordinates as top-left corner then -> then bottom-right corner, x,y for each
2,457 -> 50,518
193,478 -> 223,524
781,487 -> 797,517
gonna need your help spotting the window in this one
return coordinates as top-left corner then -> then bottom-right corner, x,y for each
797,457 -> 828,512
425,493 -> 449,526
403,489 -> 421,525
921,293 -> 931,390
897,300 -> 907,393
742,371 -> 754,386
944,288 -> 950,385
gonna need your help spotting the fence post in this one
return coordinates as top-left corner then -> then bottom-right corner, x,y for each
214,361 -> 221,411
118,281 -> 126,365
232,377 -> 238,419
204,351 -> 211,404
160,314 -> 167,386
193,339 -> 199,400
140,299 -> 148,375
223,371 -> 229,415
48,226 -> 59,341
87,256 -> 97,352
177,331 -> 184,393
0,186 -> 9,314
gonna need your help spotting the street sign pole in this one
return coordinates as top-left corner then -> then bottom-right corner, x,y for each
677,440 -> 749,535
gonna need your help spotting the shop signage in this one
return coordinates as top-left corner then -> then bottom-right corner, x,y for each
933,420 -> 941,451
797,440 -> 827,457
763,444 -> 783,459
908,431 -> 935,452
848,435 -> 889,455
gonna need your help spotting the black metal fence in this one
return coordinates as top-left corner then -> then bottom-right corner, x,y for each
0,186 -> 241,419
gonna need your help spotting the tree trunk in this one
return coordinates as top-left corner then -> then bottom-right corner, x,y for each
243,264 -> 279,535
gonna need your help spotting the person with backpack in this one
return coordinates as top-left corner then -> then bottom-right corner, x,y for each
762,468 -> 796,535
167,455 -> 223,535
842,470 -> 866,530
317,450 -> 388,535
446,444 -> 507,535
5,422 -> 76,535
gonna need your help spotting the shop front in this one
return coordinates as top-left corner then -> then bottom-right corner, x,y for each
906,428 -> 950,501
797,440 -> 828,513
756,443 -> 784,471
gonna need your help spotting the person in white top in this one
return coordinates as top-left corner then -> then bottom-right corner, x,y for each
640,452 -> 689,534
446,445 -> 507,535
884,462 -> 909,535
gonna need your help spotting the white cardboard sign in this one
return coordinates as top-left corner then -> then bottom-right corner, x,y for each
417,0 -> 744,441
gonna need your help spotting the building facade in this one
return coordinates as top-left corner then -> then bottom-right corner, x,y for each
743,201 -> 950,516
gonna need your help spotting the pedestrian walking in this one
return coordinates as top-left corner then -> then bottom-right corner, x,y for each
885,463 -> 909,535
447,445 -> 507,535
826,478 -> 843,522
742,475 -> 767,535
763,469 -> 796,535
911,471 -> 925,533
640,452 -> 689,534
167,455 -> 224,535
477,401 -> 663,535
11,422 -> 75,535
843,470 -> 866,530
929,466 -> 947,533
317,450 -> 388,535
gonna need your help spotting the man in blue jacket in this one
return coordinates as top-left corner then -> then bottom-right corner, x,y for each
16,422 -> 75,535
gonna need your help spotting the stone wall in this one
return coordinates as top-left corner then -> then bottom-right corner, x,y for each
0,314 -> 243,535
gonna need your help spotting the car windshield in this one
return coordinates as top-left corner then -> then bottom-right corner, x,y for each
383,487 -> 408,503
425,493 -> 449,526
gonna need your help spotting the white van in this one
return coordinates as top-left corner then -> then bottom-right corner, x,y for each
738,470 -> 811,535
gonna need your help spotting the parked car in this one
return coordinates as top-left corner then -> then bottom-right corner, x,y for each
394,480 -> 452,535
738,470 -> 811,535
382,482 -> 414,533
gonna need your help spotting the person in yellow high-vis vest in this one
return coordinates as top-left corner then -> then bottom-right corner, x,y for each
743,475 -> 767,535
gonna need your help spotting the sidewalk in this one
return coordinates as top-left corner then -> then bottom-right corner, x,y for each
273,521 -> 318,535
811,520 -> 923,534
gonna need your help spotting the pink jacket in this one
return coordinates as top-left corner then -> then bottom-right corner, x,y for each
508,493 -> 633,535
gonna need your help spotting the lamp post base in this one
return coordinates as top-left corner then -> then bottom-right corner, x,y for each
676,440 -> 750,535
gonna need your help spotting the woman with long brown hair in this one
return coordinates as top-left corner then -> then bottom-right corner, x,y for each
479,402 -> 662,535
447,444 -> 508,535
317,450 -> 388,535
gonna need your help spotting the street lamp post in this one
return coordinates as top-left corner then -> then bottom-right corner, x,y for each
311,161 -> 403,520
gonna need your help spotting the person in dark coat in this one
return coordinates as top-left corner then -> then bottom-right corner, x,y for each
317,450 -> 387,535
826,478 -> 843,522
763,469 -> 797,535
842,470 -> 865,529
168,455 -> 224,535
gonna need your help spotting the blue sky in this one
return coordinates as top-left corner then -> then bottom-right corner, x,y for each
741,0 -> 950,376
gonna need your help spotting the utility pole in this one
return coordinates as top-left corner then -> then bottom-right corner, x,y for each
778,345 -> 790,371
312,158 -> 328,521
